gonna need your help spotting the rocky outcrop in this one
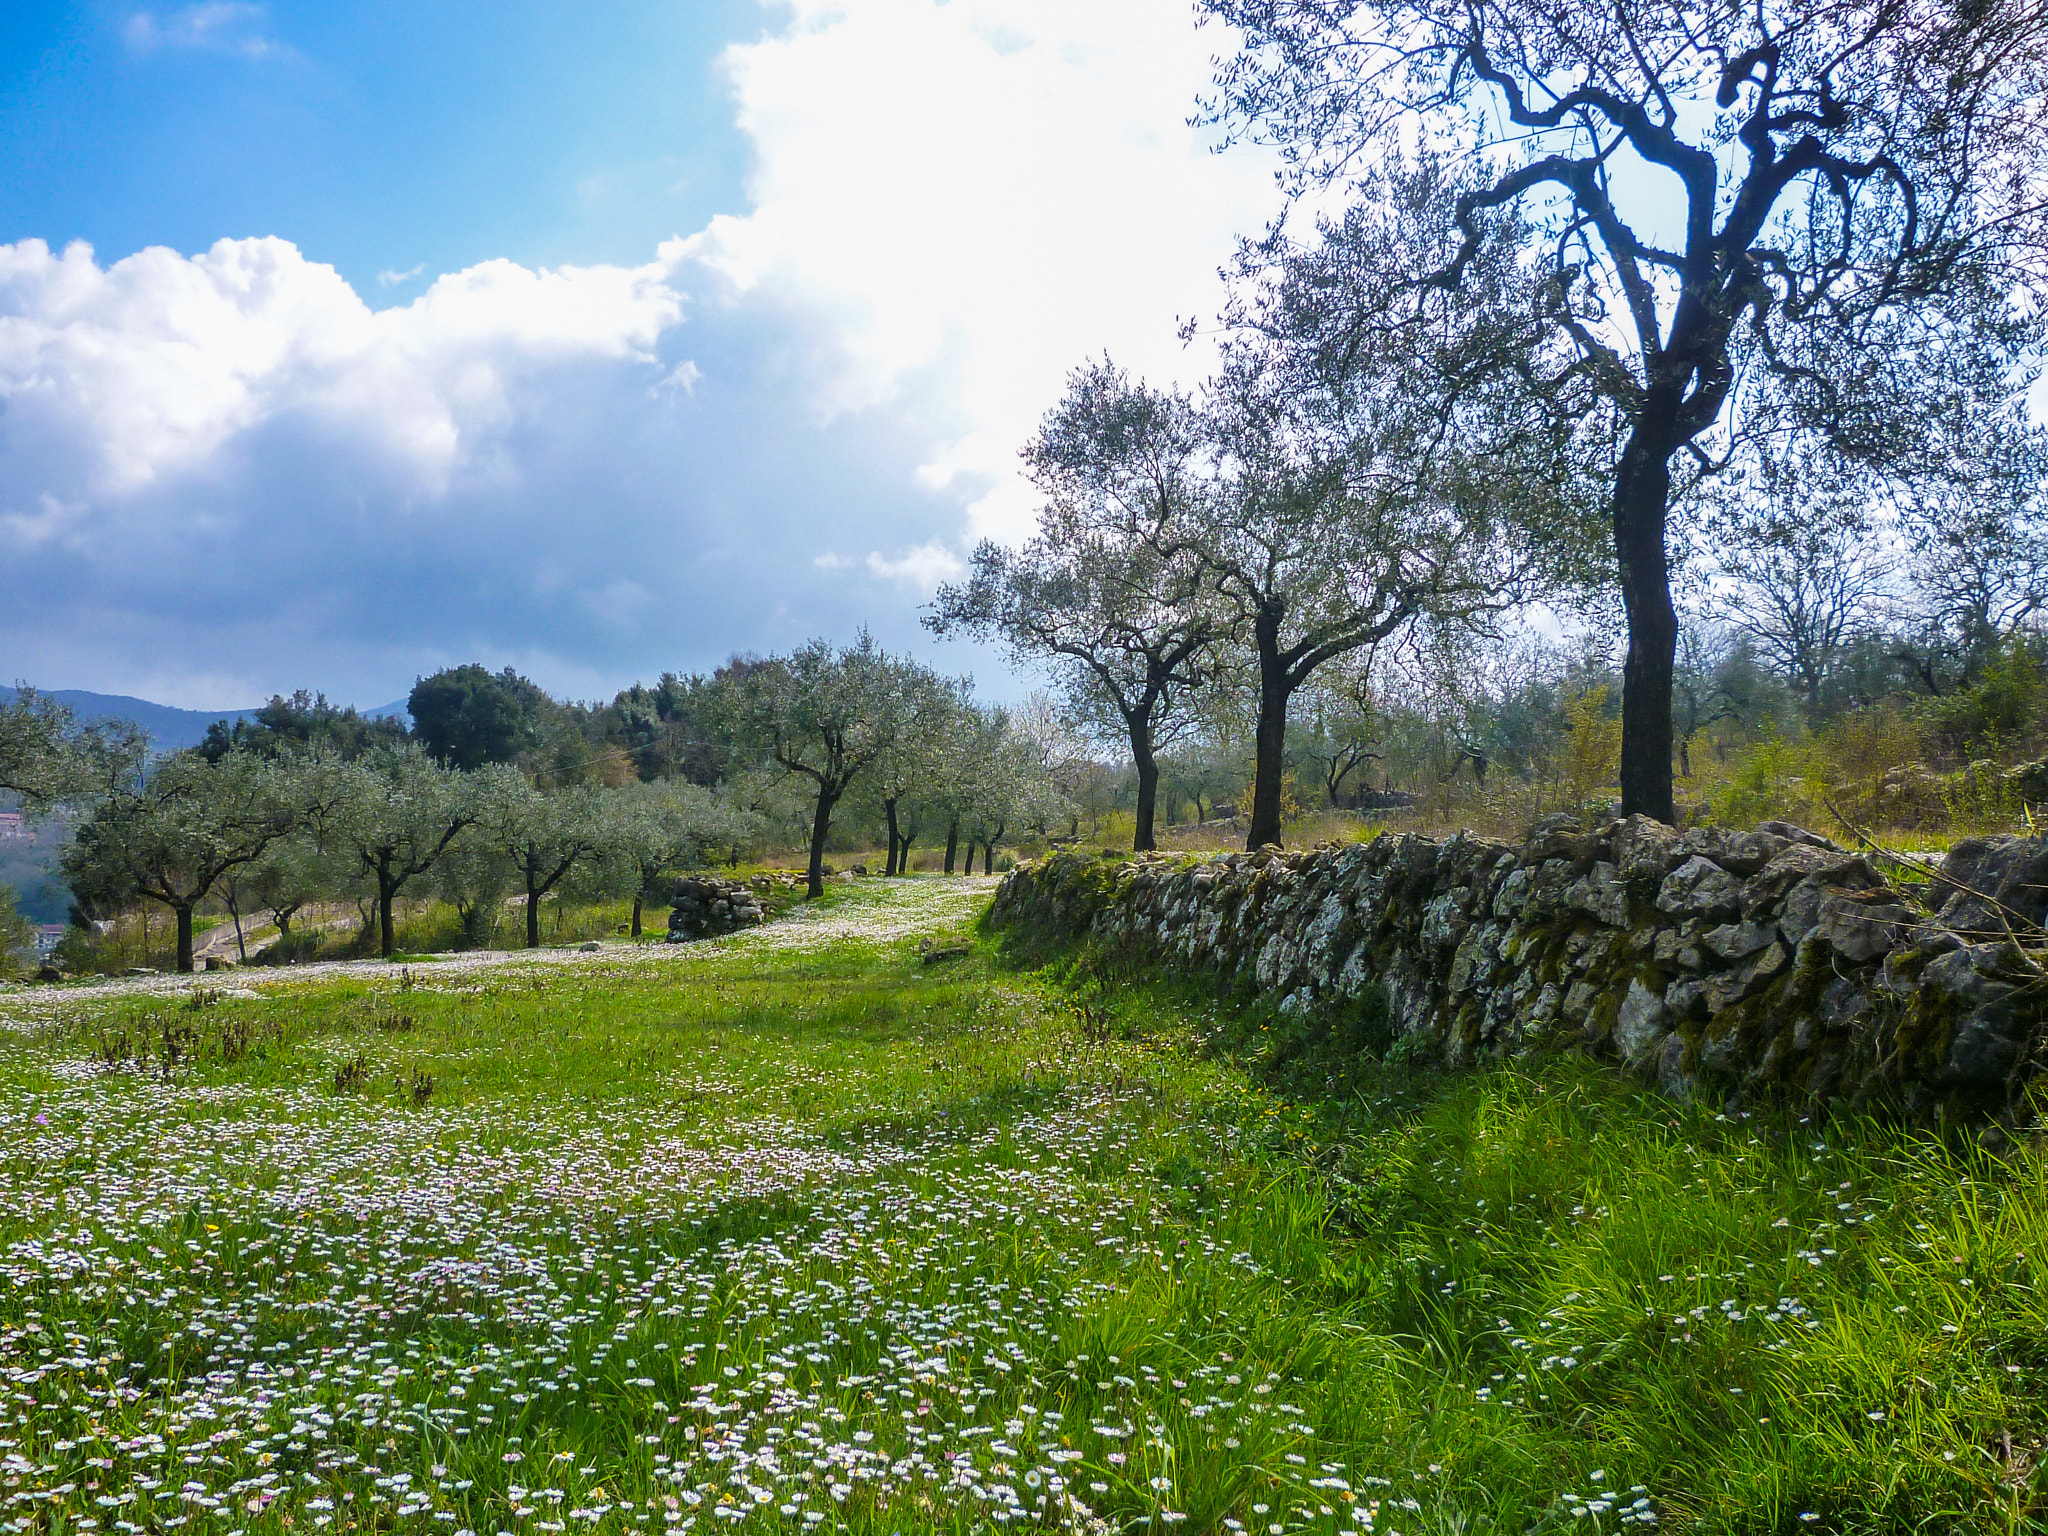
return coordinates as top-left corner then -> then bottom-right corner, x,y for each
990,819 -> 2048,1121
665,876 -> 767,941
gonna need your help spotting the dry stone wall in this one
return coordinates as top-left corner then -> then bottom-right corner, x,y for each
665,876 -> 768,940
990,818 -> 2048,1121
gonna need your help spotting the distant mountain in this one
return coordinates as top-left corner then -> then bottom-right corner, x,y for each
0,686 -> 258,752
0,687 -> 410,752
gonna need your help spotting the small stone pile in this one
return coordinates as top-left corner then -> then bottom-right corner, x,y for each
991,817 -> 2048,1121
665,876 -> 767,941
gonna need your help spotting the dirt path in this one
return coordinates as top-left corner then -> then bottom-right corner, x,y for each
0,876 -> 1000,1031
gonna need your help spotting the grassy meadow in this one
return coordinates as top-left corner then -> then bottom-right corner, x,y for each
1,877 -> 2044,1535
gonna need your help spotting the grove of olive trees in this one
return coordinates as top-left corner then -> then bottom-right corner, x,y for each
1199,0 -> 2048,823
9,636 -> 1068,975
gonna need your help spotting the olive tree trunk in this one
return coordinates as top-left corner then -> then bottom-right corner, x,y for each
377,868 -> 401,959
806,788 -> 839,900
1130,714 -> 1161,853
1246,606 -> 1293,850
1613,417 -> 1679,823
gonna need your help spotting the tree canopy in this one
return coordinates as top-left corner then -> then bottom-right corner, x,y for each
1198,0 -> 2048,820
409,665 -> 550,772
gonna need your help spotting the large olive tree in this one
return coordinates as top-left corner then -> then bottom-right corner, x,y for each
62,750 -> 298,972
929,363 -> 1224,852
1201,0 -> 2048,820
719,634 -> 946,899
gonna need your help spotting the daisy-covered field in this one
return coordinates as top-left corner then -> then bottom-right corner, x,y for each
1,876 -> 2044,1535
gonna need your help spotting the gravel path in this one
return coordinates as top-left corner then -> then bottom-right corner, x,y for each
0,875 -> 1001,1030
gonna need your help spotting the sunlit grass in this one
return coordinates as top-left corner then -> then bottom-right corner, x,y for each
1,878 -> 2042,1535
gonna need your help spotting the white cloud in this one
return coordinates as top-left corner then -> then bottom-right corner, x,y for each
654,359 -> 703,397
866,541 -> 966,593
678,0 -> 1280,542
124,4 -> 288,59
0,233 -> 971,706
0,236 -> 683,501
377,264 -> 425,288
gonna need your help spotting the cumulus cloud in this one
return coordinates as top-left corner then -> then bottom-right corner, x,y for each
0,234 -> 973,705
0,237 -> 681,502
0,0 -> 1277,706
683,0 -> 1280,541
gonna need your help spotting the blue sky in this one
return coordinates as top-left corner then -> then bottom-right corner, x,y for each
0,1 -> 1281,708
2,2 -> 758,296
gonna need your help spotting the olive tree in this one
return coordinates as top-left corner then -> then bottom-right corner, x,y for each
62,750 -> 297,972
1,687 -> 145,814
1896,405 -> 2048,682
1159,738 -> 1248,825
1201,0 -> 2048,820
431,836 -> 515,950
238,833 -> 347,945
1296,667 -> 1383,809
320,745 -> 481,958
1703,449 -> 1893,717
950,708 -> 1068,876
609,780 -> 767,935
929,363 -> 1224,852
484,776 -> 614,949
1200,176 -> 1593,849
1009,690 -> 1100,838
861,675 -> 969,876
720,634 -> 944,899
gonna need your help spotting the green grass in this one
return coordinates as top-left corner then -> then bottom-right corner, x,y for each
0,877 -> 2043,1535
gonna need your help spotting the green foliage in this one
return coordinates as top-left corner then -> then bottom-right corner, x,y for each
61,749 -> 298,971
0,685 -> 146,812
408,663 -> 550,770
1930,632 -> 2048,757
199,690 -> 407,762
1705,734 -> 1824,828
1558,681 -> 1622,818
48,922 -> 110,975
